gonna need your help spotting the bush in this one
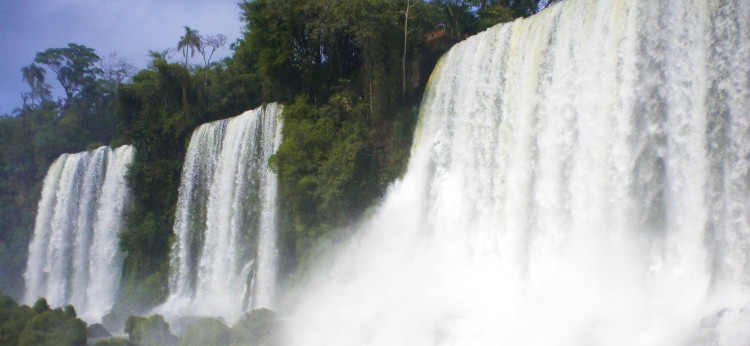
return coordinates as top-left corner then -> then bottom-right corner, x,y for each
32,298 -> 50,313
17,308 -> 87,346
0,294 -> 17,309
0,304 -> 35,346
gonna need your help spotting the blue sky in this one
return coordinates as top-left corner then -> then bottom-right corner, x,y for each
0,0 -> 243,115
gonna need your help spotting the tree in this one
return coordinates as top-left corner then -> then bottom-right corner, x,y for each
197,34 -> 227,86
34,43 -> 101,110
21,64 -> 47,107
98,52 -> 135,86
177,26 -> 201,68
476,1 -> 514,30
402,0 -> 419,94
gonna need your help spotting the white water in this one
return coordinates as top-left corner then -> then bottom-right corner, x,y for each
287,0 -> 750,345
163,103 -> 283,323
24,145 -> 135,321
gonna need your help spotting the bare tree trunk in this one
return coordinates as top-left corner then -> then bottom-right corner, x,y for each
402,0 -> 416,95
20,92 -> 28,128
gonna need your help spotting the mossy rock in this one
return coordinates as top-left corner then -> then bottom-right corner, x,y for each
181,318 -> 231,346
125,314 -> 179,346
230,309 -> 278,346
104,272 -> 168,333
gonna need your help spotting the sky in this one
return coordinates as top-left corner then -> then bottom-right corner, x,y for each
0,0 -> 244,115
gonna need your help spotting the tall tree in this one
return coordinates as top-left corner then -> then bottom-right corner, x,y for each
402,0 -> 419,94
177,26 -> 201,68
20,64 -> 46,107
197,33 -> 227,86
99,52 -> 136,86
34,43 -> 101,110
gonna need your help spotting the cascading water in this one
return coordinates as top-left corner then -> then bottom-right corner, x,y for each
23,145 -> 135,321
286,0 -> 750,345
163,103 -> 283,323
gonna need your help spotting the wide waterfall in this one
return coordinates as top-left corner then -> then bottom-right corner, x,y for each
24,145 -> 135,322
287,0 -> 750,345
163,103 -> 283,323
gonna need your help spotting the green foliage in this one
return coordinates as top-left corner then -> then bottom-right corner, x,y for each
241,0 -> 427,268
0,297 -> 87,346
34,43 -> 102,110
177,26 -> 201,68
63,305 -> 77,318
114,58 -> 201,311
17,308 -> 87,346
32,298 -> 50,313
271,96 -> 378,260
477,2 -> 515,29
230,309 -> 278,346
0,304 -> 36,346
113,51 -> 261,313
0,295 -> 16,310
181,318 -> 231,346
104,271 -> 169,332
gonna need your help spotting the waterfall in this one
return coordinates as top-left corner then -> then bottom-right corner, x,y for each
163,103 -> 283,323
287,0 -> 750,345
23,145 -> 135,321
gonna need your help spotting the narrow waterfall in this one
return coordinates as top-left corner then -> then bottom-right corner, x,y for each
24,145 -> 135,321
287,0 -> 750,345
164,103 -> 283,323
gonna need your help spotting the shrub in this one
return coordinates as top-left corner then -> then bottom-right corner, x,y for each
17,308 -> 87,346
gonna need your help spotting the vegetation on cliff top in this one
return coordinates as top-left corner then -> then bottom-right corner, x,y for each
0,0 -> 551,313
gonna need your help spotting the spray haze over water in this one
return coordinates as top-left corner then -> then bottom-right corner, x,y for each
23,145 -> 134,322
286,0 -> 750,344
162,104 -> 283,323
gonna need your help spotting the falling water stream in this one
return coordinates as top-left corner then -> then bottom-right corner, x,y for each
286,0 -> 750,344
24,145 -> 134,322
162,103 -> 283,323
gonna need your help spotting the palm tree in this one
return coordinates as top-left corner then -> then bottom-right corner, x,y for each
21,63 -> 45,106
177,26 -> 201,68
